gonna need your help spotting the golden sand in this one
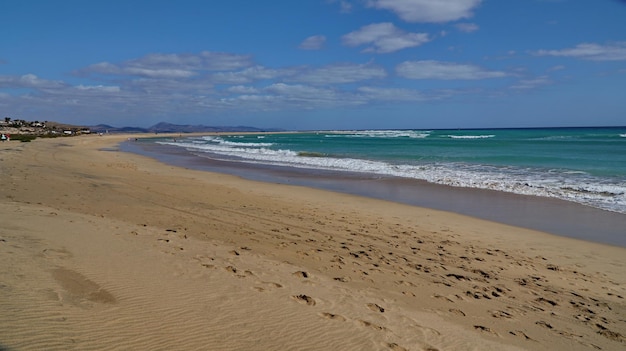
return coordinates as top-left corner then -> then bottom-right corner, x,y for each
1,135 -> 624,350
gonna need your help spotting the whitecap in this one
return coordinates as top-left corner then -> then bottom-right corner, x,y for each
330,130 -> 431,139
447,135 -> 495,139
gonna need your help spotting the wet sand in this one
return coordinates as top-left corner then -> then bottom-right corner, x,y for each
1,135 -> 625,351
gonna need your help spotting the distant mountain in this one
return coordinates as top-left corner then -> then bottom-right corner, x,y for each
89,122 -> 283,134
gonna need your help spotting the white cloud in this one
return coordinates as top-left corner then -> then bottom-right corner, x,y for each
212,66 -> 291,84
265,83 -> 330,96
396,60 -> 507,80
299,35 -> 327,50
367,0 -> 482,23
76,51 -> 254,78
78,62 -> 194,79
144,51 -> 252,71
124,77 -> 215,97
534,42 -> 626,61
358,86 -> 427,101
510,76 -> 552,90
0,74 -> 66,89
217,94 -> 277,110
75,85 -> 121,93
289,63 -> 387,84
339,0 -> 353,12
227,85 -> 259,94
230,83 -> 358,110
342,22 -> 430,53
455,22 -> 479,32
128,68 -> 196,79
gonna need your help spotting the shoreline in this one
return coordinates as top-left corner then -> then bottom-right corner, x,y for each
122,137 -> 626,247
1,134 -> 625,351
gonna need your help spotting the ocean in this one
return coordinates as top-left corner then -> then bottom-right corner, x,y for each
153,127 -> 626,215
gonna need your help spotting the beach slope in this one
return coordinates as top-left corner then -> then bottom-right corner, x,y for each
0,135 -> 624,351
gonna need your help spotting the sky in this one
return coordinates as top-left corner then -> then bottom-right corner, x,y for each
1,0 -> 625,130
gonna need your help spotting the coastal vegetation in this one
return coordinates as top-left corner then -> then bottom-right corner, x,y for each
1,117 -> 90,141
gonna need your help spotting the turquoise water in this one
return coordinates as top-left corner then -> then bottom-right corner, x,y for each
158,127 -> 626,214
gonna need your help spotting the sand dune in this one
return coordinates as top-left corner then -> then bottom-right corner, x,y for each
0,136 -> 624,350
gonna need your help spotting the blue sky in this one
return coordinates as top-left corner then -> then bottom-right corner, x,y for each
1,0 -> 625,130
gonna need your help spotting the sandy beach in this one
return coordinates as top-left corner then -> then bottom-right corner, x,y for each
1,135 -> 624,351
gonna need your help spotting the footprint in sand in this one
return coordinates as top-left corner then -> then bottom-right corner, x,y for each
292,294 -> 316,306
433,294 -> 454,303
594,323 -> 624,342
490,310 -> 513,319
319,312 -> 346,321
224,265 -> 238,274
509,330 -> 533,340
292,271 -> 309,278
267,281 -> 283,288
474,325 -> 498,336
357,320 -> 387,331
367,303 -> 385,313
224,265 -> 255,278
535,320 -> 553,329
254,281 -> 283,292
386,342 -> 409,351
395,280 -> 417,287
535,297 -> 558,307
449,308 -> 466,317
